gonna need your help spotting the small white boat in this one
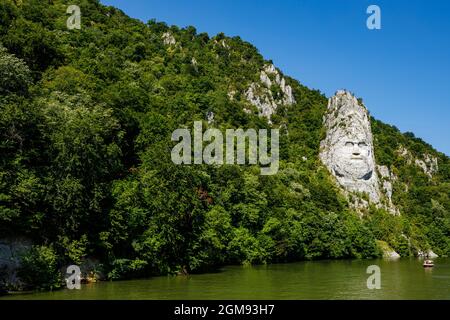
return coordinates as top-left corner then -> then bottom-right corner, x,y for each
423,260 -> 434,268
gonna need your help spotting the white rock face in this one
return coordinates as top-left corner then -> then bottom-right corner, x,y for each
397,145 -> 410,158
377,165 -> 390,179
320,90 -> 381,204
415,154 -> 439,178
260,71 -> 272,88
383,249 -> 401,260
245,83 -> 278,121
212,39 -> 230,49
377,240 -> 400,259
376,165 -> 399,214
227,90 -> 236,101
264,64 -> 276,74
220,39 -> 230,49
191,57 -> 198,68
162,32 -> 176,46
206,111 -> 214,124
396,145 -> 439,178
382,180 -> 392,201
425,154 -> 439,173
415,159 -> 428,174
244,64 -> 296,122
265,64 -> 296,105
417,250 -> 439,259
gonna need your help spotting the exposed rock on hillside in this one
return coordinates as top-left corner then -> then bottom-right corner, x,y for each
162,32 -> 176,46
376,240 -> 400,259
319,91 -> 405,214
376,165 -> 399,214
417,250 -> 439,259
244,64 -> 295,122
415,154 -> 439,178
320,90 -> 381,206
396,146 -> 439,178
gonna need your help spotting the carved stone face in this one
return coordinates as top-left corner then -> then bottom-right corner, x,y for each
319,90 -> 381,204
330,131 -> 374,181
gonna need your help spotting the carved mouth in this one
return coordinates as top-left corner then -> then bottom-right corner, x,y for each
351,157 -> 363,160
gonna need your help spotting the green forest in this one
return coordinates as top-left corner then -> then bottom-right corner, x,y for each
0,0 -> 449,291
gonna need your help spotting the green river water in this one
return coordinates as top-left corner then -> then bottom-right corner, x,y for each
2,258 -> 450,300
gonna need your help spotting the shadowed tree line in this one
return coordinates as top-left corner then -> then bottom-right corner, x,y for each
0,0 -> 449,290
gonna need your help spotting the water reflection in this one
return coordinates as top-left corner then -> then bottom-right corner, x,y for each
2,258 -> 450,300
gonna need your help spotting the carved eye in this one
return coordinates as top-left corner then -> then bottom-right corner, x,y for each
345,142 -> 354,147
358,142 -> 368,148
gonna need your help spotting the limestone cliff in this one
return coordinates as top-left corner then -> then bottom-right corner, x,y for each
319,91 -> 401,215
244,64 -> 295,122
397,145 -> 439,178
162,32 -> 176,46
320,90 -> 381,207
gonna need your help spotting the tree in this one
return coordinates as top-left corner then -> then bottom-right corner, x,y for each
0,46 -> 32,95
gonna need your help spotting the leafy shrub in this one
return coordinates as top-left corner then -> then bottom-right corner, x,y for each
107,259 -> 148,280
0,46 -> 32,95
17,245 -> 61,290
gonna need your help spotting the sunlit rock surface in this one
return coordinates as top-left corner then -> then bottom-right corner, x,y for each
417,250 -> 439,259
162,32 -> 176,46
244,64 -> 295,122
396,146 -> 439,178
320,90 -> 381,205
376,165 -> 399,215
376,240 -> 401,259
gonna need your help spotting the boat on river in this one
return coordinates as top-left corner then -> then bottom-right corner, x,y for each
423,260 -> 434,268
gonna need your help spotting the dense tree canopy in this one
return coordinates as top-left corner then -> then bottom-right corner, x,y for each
0,0 -> 449,290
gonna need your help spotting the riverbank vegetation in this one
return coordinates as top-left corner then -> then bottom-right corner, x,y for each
1,0 -> 449,291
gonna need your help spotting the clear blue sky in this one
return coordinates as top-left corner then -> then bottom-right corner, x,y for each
101,0 -> 450,156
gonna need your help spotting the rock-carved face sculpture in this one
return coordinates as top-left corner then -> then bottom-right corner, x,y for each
320,90 -> 380,204
330,131 -> 374,181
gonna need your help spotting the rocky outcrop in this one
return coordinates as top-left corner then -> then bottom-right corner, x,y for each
396,146 -> 439,178
0,238 -> 32,291
162,32 -> 176,46
417,250 -> 439,259
213,39 -> 230,49
262,64 -> 296,106
319,91 -> 403,214
415,154 -> 438,178
384,250 -> 401,259
378,166 -> 393,200
376,165 -> 399,215
206,111 -> 214,124
244,64 -> 295,122
227,90 -> 236,101
320,90 -> 381,206
191,57 -> 198,72
376,240 -> 400,259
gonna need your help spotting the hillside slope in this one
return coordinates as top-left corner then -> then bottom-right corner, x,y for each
0,0 -> 449,290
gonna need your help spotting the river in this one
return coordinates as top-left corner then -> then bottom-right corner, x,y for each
2,258 -> 450,300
